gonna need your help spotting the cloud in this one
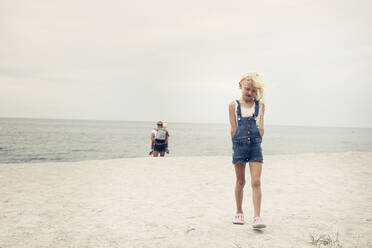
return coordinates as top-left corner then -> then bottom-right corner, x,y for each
0,0 -> 371,127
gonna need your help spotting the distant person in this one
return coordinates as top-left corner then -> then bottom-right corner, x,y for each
149,121 -> 169,157
229,73 -> 266,229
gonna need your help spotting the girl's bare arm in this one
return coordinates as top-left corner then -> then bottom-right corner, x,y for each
229,101 -> 237,138
258,102 -> 265,137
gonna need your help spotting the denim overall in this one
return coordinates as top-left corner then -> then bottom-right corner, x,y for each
154,128 -> 167,152
232,100 -> 263,164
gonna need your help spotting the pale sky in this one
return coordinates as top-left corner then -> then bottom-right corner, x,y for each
1,0 -> 371,128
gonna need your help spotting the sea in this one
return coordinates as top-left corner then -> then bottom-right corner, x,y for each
0,117 -> 371,164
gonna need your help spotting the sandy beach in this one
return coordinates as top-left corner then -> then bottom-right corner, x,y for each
1,152 -> 371,248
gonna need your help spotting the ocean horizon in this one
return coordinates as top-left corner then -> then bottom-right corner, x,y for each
1,117 -> 371,164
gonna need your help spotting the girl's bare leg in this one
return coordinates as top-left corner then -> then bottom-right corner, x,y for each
249,161 -> 263,217
234,162 -> 246,213
160,151 -> 165,157
153,151 -> 159,157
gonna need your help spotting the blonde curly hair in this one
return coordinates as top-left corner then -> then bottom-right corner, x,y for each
239,72 -> 264,102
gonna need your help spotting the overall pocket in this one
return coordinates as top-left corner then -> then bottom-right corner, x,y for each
232,137 -> 250,145
252,136 -> 262,144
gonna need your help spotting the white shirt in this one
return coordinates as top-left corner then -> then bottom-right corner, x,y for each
234,100 -> 264,130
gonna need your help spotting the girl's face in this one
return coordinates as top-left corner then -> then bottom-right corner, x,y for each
240,80 -> 257,102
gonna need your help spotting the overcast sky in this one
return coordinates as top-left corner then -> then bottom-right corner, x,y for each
1,0 -> 371,128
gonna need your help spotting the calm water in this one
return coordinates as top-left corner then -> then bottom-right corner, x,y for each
0,118 -> 371,163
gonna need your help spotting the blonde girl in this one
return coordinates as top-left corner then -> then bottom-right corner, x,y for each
229,73 -> 266,229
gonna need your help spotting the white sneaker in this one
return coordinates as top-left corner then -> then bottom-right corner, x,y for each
232,213 -> 245,225
252,216 -> 266,229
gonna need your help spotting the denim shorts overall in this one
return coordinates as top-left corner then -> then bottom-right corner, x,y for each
154,139 -> 166,152
232,100 -> 263,164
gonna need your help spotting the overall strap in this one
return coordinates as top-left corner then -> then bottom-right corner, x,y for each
254,100 -> 259,117
235,100 -> 242,119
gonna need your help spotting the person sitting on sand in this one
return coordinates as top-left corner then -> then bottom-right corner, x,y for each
150,121 -> 169,157
229,73 -> 266,229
